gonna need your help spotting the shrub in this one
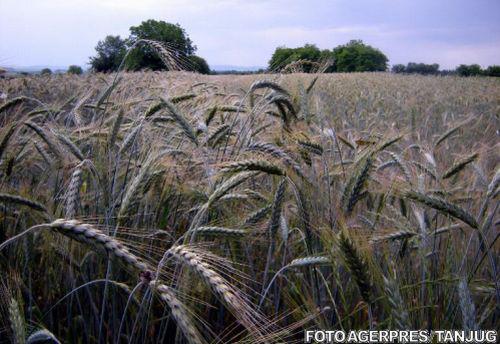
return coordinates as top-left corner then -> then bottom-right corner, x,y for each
268,44 -> 323,71
332,40 -> 388,72
188,55 -> 210,74
391,64 -> 406,73
404,62 -> 440,75
484,65 -> 500,77
67,65 -> 83,75
456,64 -> 482,77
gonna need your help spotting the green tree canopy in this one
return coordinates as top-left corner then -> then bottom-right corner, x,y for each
126,20 -> 196,71
391,64 -> 406,73
456,64 -> 483,76
188,55 -> 210,74
40,68 -> 52,75
268,44 -> 323,71
484,65 -> 500,77
268,40 -> 387,73
67,65 -> 83,75
402,62 -> 440,75
332,40 -> 388,72
89,35 -> 127,72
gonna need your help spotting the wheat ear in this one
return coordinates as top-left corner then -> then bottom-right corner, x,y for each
166,245 -> 267,338
65,167 -> 82,218
191,226 -> 247,238
24,122 -> 62,160
49,219 -> 149,272
404,190 -> 478,229
151,281 -> 206,344
383,277 -> 410,329
442,153 -> 478,179
342,156 -> 373,213
0,122 -> 18,161
9,298 -> 26,344
26,329 -> 60,344
220,159 -> 285,176
458,277 -> 478,331
338,231 -> 373,303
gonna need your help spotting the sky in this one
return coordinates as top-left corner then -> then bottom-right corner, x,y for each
1,0 -> 499,69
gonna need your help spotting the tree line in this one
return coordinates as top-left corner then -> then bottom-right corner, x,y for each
269,42 -> 499,77
392,62 -> 500,77
54,19 -> 498,77
269,40 -> 388,73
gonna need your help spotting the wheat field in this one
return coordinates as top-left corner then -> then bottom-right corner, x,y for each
0,70 -> 498,343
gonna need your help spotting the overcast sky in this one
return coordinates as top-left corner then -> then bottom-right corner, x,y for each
1,0 -> 499,69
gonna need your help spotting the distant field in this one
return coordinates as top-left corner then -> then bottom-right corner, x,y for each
0,72 -> 498,343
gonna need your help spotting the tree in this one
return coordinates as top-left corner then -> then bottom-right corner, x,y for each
391,64 -> 406,73
332,40 -> 388,72
89,35 -> 127,72
188,55 -> 210,74
439,69 -> 456,76
268,47 -> 294,70
40,68 -> 52,75
126,20 -> 196,71
485,65 -> 500,77
404,62 -> 440,75
268,44 -> 322,72
67,65 -> 83,75
456,64 -> 482,76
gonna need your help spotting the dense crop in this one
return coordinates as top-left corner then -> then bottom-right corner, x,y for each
0,69 -> 498,343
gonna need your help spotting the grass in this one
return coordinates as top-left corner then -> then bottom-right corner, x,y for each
0,68 -> 498,343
